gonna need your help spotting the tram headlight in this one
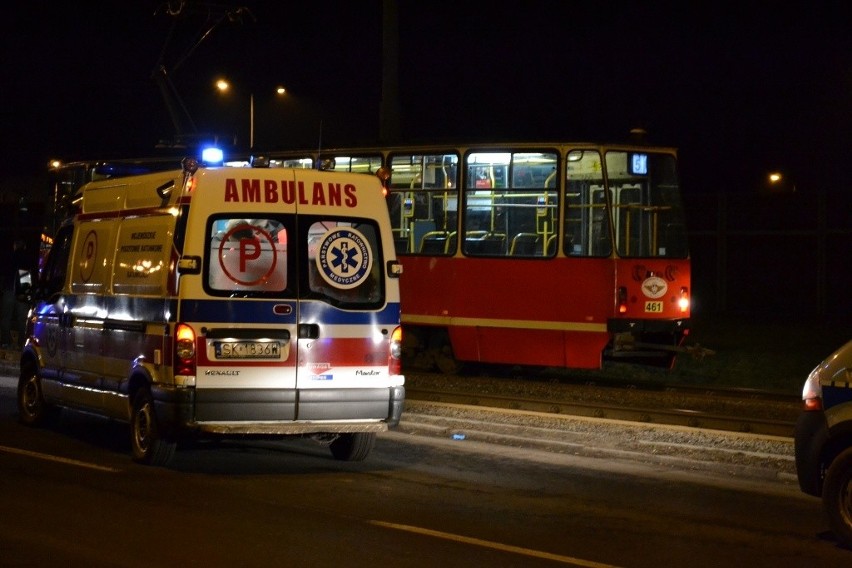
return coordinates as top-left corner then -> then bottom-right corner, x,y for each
678,287 -> 689,313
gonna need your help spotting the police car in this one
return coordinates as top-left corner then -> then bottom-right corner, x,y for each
794,339 -> 852,548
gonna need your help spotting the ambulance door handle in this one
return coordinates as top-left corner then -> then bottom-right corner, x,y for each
298,323 -> 320,339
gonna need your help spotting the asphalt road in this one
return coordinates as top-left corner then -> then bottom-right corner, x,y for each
3,373 -> 851,566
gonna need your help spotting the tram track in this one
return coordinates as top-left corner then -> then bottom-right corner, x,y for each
405,373 -> 801,439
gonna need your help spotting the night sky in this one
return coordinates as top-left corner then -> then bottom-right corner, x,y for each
4,1 -> 852,195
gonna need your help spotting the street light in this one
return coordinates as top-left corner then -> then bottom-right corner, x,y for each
758,170 -> 796,194
215,79 -> 287,150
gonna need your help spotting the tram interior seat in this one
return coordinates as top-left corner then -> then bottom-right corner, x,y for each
419,230 -> 451,254
446,231 -> 457,253
411,220 -> 436,251
464,231 -> 506,255
392,228 -> 410,254
464,230 -> 489,240
510,232 -> 540,256
545,234 -> 557,255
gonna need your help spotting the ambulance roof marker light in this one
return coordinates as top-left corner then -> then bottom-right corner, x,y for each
200,146 -> 224,165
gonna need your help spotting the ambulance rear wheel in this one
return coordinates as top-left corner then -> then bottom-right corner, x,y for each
17,362 -> 59,427
329,432 -> 375,462
823,447 -> 852,549
130,387 -> 176,466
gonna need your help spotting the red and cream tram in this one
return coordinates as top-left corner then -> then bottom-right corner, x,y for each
250,141 -> 692,373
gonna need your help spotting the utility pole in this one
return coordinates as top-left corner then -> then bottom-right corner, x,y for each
379,0 -> 401,143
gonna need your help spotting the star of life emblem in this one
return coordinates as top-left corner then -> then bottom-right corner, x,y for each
315,227 -> 373,289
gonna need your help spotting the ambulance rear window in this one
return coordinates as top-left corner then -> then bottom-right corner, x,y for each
304,217 -> 384,308
206,217 -> 291,296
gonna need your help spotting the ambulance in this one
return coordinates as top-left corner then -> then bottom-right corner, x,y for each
18,158 -> 405,466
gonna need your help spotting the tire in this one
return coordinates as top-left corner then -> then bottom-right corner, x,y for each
130,387 -> 176,466
823,446 -> 852,549
329,432 -> 376,462
17,362 -> 58,427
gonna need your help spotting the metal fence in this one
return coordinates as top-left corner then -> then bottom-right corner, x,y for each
683,190 -> 851,321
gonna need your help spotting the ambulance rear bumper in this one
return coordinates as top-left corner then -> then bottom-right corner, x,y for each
151,384 -> 405,438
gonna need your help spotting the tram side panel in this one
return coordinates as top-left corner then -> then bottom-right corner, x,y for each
399,254 -> 614,369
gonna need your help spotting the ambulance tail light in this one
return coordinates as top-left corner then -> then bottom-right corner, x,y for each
388,326 -> 403,376
616,286 -> 628,314
678,287 -> 690,313
174,323 -> 197,376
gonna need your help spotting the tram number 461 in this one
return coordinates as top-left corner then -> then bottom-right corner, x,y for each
644,301 -> 664,313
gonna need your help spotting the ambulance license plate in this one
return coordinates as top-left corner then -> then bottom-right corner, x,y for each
214,341 -> 281,359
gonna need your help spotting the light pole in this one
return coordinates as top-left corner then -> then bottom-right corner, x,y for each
216,79 -> 286,150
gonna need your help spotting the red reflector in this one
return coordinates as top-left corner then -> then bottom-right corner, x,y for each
617,286 -> 628,314
803,398 -> 823,411
389,326 -> 403,376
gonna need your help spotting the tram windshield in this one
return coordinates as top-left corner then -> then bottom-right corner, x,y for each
604,150 -> 687,258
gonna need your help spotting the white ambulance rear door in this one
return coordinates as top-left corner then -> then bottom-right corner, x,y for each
183,167 -> 301,422
290,169 -> 398,398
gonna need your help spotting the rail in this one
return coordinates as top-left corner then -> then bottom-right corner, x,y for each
405,374 -> 800,438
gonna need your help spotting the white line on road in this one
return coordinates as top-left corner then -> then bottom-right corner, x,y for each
369,520 -> 622,567
0,444 -> 121,472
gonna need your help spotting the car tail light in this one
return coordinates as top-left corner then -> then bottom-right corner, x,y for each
801,368 -> 823,411
174,323 -> 197,376
388,326 -> 403,376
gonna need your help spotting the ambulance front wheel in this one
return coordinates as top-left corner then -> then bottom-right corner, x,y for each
329,432 -> 376,461
130,386 -> 176,466
17,361 -> 59,427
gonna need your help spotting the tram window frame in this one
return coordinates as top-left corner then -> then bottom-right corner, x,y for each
387,151 -> 460,256
605,150 -> 686,259
564,149 -> 613,258
329,154 -> 383,175
462,150 -> 559,259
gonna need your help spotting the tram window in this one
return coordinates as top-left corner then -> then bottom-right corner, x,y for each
270,157 -> 313,169
463,151 -> 558,258
564,151 -> 612,257
332,155 -> 382,174
388,152 -> 459,255
605,151 -> 686,258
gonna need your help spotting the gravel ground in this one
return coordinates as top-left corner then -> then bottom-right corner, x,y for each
396,401 -> 797,483
399,372 -> 800,484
